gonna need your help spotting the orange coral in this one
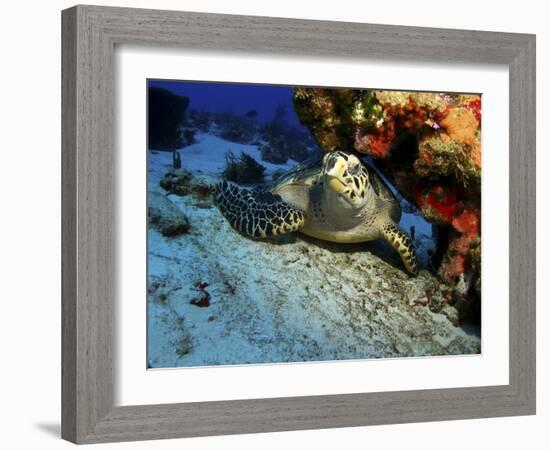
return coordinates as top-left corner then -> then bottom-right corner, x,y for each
470,139 -> 482,169
440,107 -> 479,146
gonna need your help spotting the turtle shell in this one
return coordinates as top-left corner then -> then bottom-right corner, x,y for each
271,153 -> 324,191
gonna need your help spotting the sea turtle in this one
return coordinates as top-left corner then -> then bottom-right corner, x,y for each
215,151 -> 418,275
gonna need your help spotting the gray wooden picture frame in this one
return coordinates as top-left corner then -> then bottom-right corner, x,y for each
61,4 -> 536,444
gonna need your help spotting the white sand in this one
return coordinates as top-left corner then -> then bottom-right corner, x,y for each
147,135 -> 479,368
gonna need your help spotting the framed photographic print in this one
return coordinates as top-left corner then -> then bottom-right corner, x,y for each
62,5 -> 536,444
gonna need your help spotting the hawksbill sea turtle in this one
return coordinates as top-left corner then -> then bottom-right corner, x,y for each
215,151 -> 418,275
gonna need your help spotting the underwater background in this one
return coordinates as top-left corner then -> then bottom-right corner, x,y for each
146,80 -> 481,368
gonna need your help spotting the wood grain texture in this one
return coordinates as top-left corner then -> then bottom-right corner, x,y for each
61,6 -> 77,443
61,4 -> 536,444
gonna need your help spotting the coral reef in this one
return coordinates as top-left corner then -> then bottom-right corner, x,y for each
293,88 -> 482,305
293,88 -> 359,152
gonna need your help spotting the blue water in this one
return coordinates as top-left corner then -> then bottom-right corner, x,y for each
148,79 -> 302,127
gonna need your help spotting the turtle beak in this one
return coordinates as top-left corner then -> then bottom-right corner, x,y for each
322,154 -> 345,193
324,156 -> 347,193
326,175 -> 347,193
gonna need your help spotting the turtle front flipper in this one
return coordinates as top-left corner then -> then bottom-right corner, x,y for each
216,181 -> 305,238
380,222 -> 419,275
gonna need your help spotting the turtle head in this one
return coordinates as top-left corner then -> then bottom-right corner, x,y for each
322,151 -> 369,210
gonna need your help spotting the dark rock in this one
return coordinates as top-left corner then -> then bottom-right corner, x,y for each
148,87 -> 189,150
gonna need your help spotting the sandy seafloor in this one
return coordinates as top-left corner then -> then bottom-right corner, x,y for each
147,133 -> 481,368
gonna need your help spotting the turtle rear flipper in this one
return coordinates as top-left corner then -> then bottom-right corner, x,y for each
380,222 -> 419,275
216,181 -> 305,238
